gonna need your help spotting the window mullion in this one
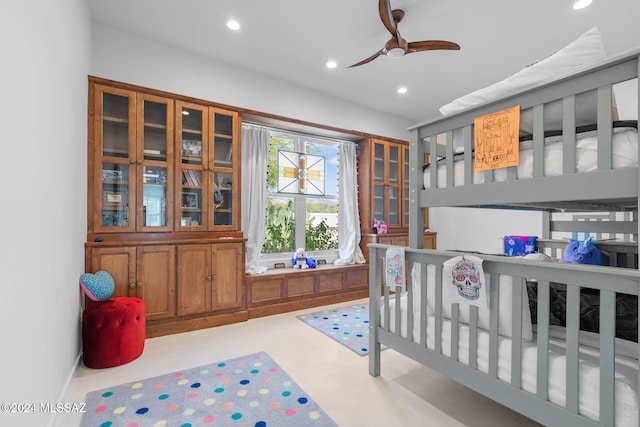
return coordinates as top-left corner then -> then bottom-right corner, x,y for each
294,137 -> 306,250
294,194 -> 306,249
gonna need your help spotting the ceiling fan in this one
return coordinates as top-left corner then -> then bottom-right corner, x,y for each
348,0 -> 460,68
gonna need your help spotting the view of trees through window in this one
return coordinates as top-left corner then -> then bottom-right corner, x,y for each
263,132 -> 340,254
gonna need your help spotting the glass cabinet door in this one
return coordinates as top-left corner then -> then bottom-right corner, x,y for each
137,95 -> 173,232
371,140 -> 401,229
212,171 -> 233,226
101,162 -> 131,228
373,143 -> 385,184
208,108 -> 238,229
372,142 -> 385,225
176,101 -> 208,230
387,144 -> 400,227
96,86 -> 136,232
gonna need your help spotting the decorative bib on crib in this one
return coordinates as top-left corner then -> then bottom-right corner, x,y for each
443,255 -> 487,308
385,247 -> 406,291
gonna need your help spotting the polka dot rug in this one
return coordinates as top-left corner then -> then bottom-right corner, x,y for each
296,303 -> 371,356
80,351 -> 337,427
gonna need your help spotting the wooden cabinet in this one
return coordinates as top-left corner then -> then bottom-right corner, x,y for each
176,102 -> 240,232
177,242 -> 244,316
358,138 -> 432,259
87,78 -> 246,338
88,245 -> 176,321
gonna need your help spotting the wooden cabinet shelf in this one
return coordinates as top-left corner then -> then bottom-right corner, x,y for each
103,116 -> 128,124
144,122 -> 168,130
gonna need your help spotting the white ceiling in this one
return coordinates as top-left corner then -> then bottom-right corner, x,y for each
89,0 -> 640,124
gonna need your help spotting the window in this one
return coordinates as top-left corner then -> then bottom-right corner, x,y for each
263,130 -> 340,260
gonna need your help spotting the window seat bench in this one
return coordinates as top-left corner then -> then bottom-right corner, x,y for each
245,263 -> 368,318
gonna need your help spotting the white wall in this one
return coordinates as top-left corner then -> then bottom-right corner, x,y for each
430,207 -> 543,254
90,23 -> 413,142
614,78 -> 638,120
0,1 -> 90,426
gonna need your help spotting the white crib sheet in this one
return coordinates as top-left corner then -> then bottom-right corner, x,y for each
423,127 -> 638,189
381,296 -> 639,427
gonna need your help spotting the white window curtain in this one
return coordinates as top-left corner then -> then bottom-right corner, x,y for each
334,141 -> 366,265
241,125 -> 269,274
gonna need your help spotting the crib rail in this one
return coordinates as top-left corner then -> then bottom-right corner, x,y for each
369,244 -> 640,427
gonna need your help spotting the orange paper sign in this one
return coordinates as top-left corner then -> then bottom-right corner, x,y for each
473,105 -> 520,171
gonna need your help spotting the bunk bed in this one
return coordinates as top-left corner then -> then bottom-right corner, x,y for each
368,48 -> 640,427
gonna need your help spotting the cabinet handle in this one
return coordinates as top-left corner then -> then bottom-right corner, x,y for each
136,281 -> 143,288
212,274 -> 217,280
129,158 -> 136,164
129,282 -> 136,289
206,274 -> 213,281
136,159 -> 143,165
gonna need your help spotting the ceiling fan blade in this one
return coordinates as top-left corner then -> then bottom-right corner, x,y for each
378,0 -> 397,37
407,40 -> 461,53
348,50 -> 384,68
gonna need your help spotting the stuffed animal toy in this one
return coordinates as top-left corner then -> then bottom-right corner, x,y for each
373,218 -> 388,235
561,236 -> 605,265
292,248 -> 317,269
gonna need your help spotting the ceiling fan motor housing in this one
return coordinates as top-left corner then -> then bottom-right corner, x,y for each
384,37 -> 408,57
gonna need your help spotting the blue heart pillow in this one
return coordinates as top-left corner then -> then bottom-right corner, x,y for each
80,270 -> 115,301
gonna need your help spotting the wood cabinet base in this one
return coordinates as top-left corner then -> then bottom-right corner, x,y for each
146,310 -> 249,338
247,289 -> 369,319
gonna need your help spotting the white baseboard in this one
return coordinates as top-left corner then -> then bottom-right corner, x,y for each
46,352 -> 82,427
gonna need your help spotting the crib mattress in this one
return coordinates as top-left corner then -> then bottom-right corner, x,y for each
382,296 -> 639,427
423,126 -> 638,189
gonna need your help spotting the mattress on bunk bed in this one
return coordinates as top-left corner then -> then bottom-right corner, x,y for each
423,124 -> 638,189
381,295 -> 639,427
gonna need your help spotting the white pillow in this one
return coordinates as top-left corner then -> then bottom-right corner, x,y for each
413,263 -> 533,341
439,27 -> 606,117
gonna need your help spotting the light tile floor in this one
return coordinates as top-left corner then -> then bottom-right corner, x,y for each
60,298 -> 540,427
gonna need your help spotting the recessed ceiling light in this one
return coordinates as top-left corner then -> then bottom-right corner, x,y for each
326,60 -> 337,69
227,19 -> 240,30
573,0 -> 592,10
397,87 -> 408,94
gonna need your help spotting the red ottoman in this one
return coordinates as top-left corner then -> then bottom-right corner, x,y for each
82,297 -> 146,369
